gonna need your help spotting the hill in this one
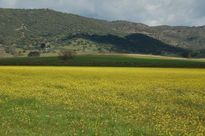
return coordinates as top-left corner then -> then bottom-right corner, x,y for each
102,21 -> 205,49
0,8 -> 204,58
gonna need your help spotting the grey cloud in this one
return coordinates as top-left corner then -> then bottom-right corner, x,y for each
0,0 -> 204,26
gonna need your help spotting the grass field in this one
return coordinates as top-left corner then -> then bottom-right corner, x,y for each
0,54 -> 205,68
0,66 -> 205,135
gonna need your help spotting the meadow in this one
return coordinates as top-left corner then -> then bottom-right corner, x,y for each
0,54 -> 205,68
0,66 -> 205,136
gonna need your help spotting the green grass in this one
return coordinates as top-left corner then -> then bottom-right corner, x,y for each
0,55 -> 205,68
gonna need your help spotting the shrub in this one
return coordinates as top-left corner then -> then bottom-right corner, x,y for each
40,43 -> 46,49
58,50 -> 75,61
182,51 -> 192,58
28,51 -> 40,57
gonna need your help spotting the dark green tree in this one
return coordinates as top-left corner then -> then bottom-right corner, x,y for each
40,43 -> 46,49
58,50 -> 75,61
28,51 -> 40,57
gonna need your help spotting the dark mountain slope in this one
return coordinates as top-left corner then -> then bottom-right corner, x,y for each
61,33 -> 185,55
103,21 -> 205,49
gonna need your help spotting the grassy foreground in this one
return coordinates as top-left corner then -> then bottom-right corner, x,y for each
0,66 -> 205,135
0,55 -> 205,68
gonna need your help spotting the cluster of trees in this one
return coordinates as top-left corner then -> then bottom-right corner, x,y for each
27,48 -> 76,61
27,43 -> 52,57
58,50 -> 76,60
40,43 -> 51,50
3,42 -> 53,57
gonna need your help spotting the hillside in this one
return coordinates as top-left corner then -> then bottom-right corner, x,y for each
103,21 -> 205,49
0,8 -> 117,45
0,8 -> 204,58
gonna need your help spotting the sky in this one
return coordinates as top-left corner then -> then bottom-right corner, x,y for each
0,0 -> 205,26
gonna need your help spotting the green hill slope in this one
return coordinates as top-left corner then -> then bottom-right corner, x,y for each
0,8 -> 117,45
0,8 -> 204,58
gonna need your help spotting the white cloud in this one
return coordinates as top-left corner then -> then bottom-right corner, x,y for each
0,0 -> 204,26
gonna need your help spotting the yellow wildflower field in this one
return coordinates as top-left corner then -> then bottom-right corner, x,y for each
0,66 -> 204,135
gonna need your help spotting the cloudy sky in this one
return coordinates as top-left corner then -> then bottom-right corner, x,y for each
0,0 -> 205,26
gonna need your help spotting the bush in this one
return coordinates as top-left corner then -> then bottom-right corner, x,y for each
40,43 -> 46,49
58,50 -> 75,61
28,51 -> 40,57
182,51 -> 192,58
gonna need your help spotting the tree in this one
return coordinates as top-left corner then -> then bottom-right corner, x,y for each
18,51 -> 23,56
40,43 -> 46,49
0,37 -> 3,44
182,51 -> 192,58
28,51 -> 40,57
58,50 -> 75,61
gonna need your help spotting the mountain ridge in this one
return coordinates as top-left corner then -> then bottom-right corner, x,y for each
0,8 -> 204,57
104,20 -> 205,49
